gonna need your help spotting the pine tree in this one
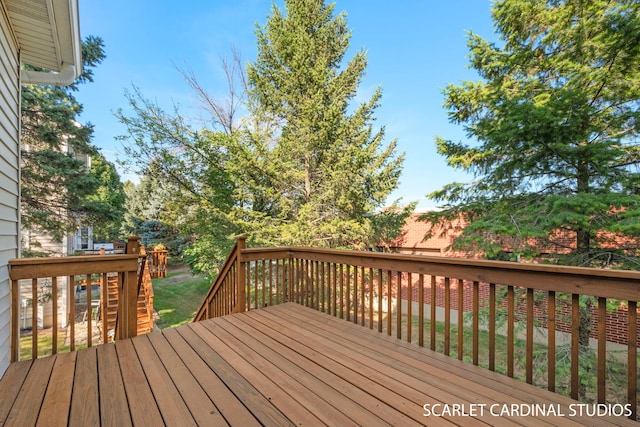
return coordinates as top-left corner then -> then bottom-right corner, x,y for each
21,36 -> 124,246
426,0 -> 640,267
247,0 -> 408,247
427,0 -> 640,398
117,1 -> 411,273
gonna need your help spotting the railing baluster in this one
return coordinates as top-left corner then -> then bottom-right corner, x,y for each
318,261 -> 322,311
31,278 -> 38,360
69,275 -> 75,352
377,269 -> 383,333
473,281 -> 479,366
418,274 -> 424,347
444,277 -> 450,356
526,287 -> 533,384
292,259 -> 298,304
306,259 -> 311,308
361,266 -> 366,327
507,285 -> 514,377
406,272 -> 412,343
457,278 -> 463,360
245,262 -> 251,312
489,282 -> 495,371
352,265 -> 358,323
628,300 -> 637,420
396,271 -> 402,339
340,264 -> 344,319
597,296 -> 606,403
571,293 -> 580,400
387,270 -> 392,336
275,260 -> 279,304
269,260 -> 274,307
346,265 -> 351,322
101,274 -> 108,344
430,275 -> 436,351
87,273 -> 92,347
548,290 -> 556,392
52,277 -> 58,355
324,262 -> 328,313
369,267 -> 374,329
331,262 -> 338,317
261,260 -> 266,308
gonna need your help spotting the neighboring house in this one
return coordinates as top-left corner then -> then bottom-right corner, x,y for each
385,213 -> 467,256
0,0 -> 82,377
389,212 -> 640,259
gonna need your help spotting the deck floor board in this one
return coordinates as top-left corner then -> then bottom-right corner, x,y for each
37,352 -> 76,427
0,303 -> 637,426
267,304 -> 571,427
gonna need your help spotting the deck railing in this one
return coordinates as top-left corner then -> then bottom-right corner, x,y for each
195,237 -> 640,420
9,237 -> 154,361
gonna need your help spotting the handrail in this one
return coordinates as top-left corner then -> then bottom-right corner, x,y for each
138,248 -> 154,334
9,254 -> 139,362
195,238 -> 640,420
193,237 -> 245,321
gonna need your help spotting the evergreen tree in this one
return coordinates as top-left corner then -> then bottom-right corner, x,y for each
426,0 -> 640,267
21,36 -> 121,245
86,153 -> 126,242
247,0 -> 409,248
118,1 -> 410,273
427,0 -> 640,398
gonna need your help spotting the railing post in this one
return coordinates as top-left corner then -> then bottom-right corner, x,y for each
116,236 -> 141,340
125,235 -> 141,255
237,236 -> 246,313
10,279 -> 18,362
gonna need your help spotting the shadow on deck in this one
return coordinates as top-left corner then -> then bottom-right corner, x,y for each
0,303 -> 636,426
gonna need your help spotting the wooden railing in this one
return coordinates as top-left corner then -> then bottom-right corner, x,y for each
148,249 -> 168,278
194,237 -> 247,320
10,254 -> 138,361
139,247 -> 155,334
9,237 -> 155,361
195,238 -> 640,420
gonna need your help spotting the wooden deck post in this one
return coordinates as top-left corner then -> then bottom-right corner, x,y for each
10,279 -> 18,362
116,236 -> 142,340
236,236 -> 246,313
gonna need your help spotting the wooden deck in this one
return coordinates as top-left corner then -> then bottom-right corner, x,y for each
0,303 -> 636,426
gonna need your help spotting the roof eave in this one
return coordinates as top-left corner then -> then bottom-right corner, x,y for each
5,0 -> 82,86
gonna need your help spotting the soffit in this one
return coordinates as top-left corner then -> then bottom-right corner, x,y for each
3,0 -> 78,72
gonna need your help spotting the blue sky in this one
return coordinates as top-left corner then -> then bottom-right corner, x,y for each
76,0 -> 496,210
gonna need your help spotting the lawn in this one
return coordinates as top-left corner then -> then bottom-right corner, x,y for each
152,271 -> 211,328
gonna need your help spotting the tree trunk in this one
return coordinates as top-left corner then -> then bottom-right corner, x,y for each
304,154 -> 312,202
575,159 -> 592,399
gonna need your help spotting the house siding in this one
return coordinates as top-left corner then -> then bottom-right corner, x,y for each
0,3 -> 20,377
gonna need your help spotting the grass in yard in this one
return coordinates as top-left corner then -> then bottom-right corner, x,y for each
20,329 -> 69,360
402,313 -> 637,407
152,272 -> 211,328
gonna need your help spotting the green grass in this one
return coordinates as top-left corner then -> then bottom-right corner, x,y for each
403,313 -> 637,405
152,272 -> 211,328
20,330 -> 68,360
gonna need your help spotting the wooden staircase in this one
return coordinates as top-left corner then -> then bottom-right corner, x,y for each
100,238 -> 155,343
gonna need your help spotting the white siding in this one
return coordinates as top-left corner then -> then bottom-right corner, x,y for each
0,4 -> 20,377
